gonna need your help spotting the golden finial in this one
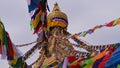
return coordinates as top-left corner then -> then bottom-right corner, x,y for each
47,2 -> 68,21
52,2 -> 61,12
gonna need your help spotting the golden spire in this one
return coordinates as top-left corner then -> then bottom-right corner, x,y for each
52,2 -> 61,12
47,2 -> 68,21
47,3 -> 68,30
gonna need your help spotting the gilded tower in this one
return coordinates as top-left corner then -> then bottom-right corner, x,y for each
34,3 -> 74,68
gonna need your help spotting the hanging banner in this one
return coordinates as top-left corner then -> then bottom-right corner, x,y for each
0,20 -> 22,61
27,0 -> 49,34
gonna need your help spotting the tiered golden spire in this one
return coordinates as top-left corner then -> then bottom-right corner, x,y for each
52,3 -> 61,12
47,2 -> 68,22
47,3 -> 68,30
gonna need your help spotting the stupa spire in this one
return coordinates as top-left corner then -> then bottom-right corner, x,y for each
47,3 -> 68,30
52,2 -> 61,12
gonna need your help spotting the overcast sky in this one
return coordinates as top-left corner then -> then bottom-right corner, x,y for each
0,0 -> 120,67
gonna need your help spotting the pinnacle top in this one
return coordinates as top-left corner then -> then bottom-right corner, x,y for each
52,2 -> 61,12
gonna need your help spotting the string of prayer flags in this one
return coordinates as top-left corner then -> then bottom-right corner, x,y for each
0,32 -> 22,60
0,21 -> 8,59
67,32 -> 88,46
105,18 -> 120,27
27,0 -> 41,13
16,41 -> 36,47
72,18 -> 120,37
27,0 -> 49,34
54,31 -> 120,54
72,43 -> 120,53
0,21 -> 18,60
74,25 -> 104,37
0,21 -> 23,68
23,42 -> 43,60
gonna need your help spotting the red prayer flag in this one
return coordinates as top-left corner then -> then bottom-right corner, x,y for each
6,32 -> 14,57
105,20 -> 114,27
68,56 -> 77,63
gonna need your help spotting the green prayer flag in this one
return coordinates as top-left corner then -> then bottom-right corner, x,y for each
117,64 -> 120,68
